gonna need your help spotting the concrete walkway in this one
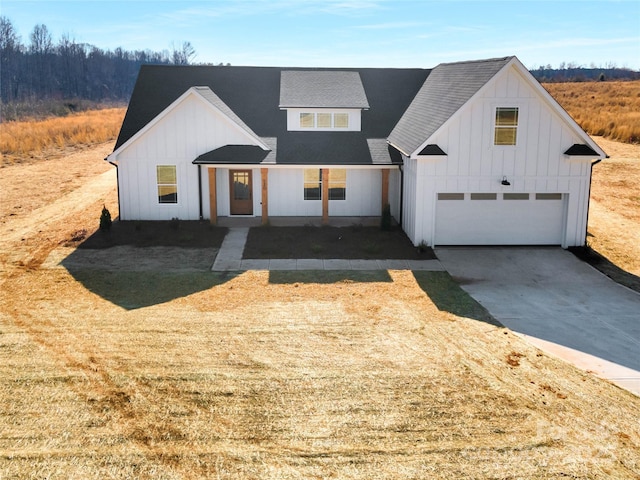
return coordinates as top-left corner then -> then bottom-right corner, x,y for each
211,227 -> 445,272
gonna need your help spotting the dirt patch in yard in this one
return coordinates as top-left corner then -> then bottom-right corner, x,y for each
244,225 -> 434,259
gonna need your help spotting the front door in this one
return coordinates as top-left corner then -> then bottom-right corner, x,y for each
229,170 -> 253,215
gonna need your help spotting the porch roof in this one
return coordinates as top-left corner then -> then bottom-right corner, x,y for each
193,145 -> 271,164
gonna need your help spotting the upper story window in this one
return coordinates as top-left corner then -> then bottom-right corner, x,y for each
299,112 -> 350,130
280,71 -> 368,132
494,107 -> 519,145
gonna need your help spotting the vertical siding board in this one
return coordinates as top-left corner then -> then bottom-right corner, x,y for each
217,168 -> 229,216
447,118 -> 460,177
459,112 -> 471,176
389,169 -> 400,221
468,104 -> 482,177
510,70 -> 522,97
403,157 -> 417,243
525,101 -> 540,176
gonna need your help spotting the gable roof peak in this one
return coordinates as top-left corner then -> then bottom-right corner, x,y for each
435,56 -> 515,68
388,56 -> 513,156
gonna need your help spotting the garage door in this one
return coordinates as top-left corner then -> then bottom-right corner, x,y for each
434,192 -> 565,245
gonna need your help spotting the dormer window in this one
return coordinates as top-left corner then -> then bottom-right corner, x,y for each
280,71 -> 368,132
299,112 -> 350,129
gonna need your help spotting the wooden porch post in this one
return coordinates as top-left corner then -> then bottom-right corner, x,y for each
261,168 -> 269,225
322,168 -> 329,225
208,168 -> 217,225
381,169 -> 390,212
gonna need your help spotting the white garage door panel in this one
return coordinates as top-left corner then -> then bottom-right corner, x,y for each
435,196 -> 564,245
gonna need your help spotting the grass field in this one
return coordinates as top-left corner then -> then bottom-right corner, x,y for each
586,137 -> 640,281
543,80 -> 640,144
0,108 -> 125,166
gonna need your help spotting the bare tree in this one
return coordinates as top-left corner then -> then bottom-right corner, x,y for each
171,41 -> 196,65
0,18 -> 206,108
0,16 -> 24,102
28,24 -> 54,97
29,23 -> 53,54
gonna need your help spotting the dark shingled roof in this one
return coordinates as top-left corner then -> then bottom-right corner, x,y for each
194,145 -> 271,165
564,144 -> 599,156
279,71 -> 369,108
114,65 -> 429,165
276,132 -> 372,165
389,57 -> 513,156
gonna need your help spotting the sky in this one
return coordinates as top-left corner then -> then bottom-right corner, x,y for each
2,0 -> 639,70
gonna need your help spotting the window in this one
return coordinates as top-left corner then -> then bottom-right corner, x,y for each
470,193 -> 497,200
300,113 -> 315,128
438,193 -> 464,200
304,169 -> 321,200
304,169 -> 347,200
328,169 -> 346,200
334,113 -> 349,128
536,193 -> 562,200
317,113 -> 332,128
494,107 -> 519,145
157,165 -> 177,203
504,193 -> 529,200
299,112 -> 349,129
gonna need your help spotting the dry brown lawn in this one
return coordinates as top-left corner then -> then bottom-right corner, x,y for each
1,138 -> 639,477
588,137 -> 640,277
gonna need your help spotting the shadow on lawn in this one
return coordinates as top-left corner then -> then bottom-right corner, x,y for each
61,220 -> 234,310
569,244 -> 640,294
68,269 -> 239,310
412,271 -> 503,327
268,270 -> 393,284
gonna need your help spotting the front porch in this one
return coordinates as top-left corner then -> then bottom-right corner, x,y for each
205,167 -> 394,227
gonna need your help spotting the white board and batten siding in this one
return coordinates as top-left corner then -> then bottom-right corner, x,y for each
267,168 -> 383,217
407,64 -> 595,248
114,93 -> 256,220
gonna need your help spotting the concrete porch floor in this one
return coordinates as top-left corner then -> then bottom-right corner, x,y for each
215,216 -> 383,228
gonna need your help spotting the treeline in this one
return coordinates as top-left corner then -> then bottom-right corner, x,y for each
531,63 -> 640,83
3,15 -> 640,120
0,16 -> 197,118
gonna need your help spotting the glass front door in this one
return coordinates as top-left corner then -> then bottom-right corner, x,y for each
229,170 -> 253,215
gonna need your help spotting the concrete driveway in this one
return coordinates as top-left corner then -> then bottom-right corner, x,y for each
436,247 -> 640,396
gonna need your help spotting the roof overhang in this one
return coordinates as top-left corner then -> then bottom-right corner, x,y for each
417,144 -> 447,156
563,144 -> 600,157
193,145 -> 271,165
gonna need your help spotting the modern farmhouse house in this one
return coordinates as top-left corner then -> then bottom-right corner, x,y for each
106,56 -> 606,247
